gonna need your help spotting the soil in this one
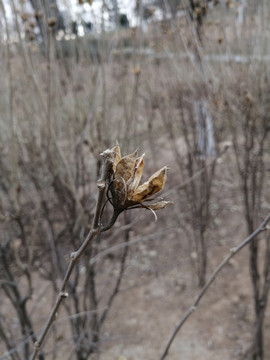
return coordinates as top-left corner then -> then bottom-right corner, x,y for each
93,147 -> 270,360
1,149 -> 270,360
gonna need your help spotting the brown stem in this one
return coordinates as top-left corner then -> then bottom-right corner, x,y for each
100,209 -> 123,232
30,149 -> 114,360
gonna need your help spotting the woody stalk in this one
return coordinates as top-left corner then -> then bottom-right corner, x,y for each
30,145 -> 172,360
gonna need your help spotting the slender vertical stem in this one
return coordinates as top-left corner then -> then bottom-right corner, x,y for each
30,150 -> 114,360
47,26 -> 52,143
0,0 -> 16,189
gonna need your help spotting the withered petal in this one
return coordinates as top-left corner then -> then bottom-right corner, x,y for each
132,166 -> 168,202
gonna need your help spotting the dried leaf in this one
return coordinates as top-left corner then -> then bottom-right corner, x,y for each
133,166 -> 168,202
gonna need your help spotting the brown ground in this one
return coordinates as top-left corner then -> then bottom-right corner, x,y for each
98,217 -> 266,360
1,4 -> 270,358
94,146 -> 270,360
2,146 -> 270,360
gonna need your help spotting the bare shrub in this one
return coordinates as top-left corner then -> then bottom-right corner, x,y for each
1,1 -> 270,359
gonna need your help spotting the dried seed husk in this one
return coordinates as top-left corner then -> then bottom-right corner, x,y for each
126,154 -> 144,198
133,167 -> 167,202
115,150 -> 138,182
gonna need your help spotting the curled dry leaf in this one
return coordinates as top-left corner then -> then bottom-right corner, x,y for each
147,201 -> 174,211
133,166 -> 168,202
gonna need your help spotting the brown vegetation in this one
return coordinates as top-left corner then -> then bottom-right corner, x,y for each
0,1 -> 270,360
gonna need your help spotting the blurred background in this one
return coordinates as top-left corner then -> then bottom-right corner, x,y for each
0,1 -> 270,359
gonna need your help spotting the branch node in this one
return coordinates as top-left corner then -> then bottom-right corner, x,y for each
191,306 -> 197,312
230,247 -> 237,254
60,291 -> 69,298
70,251 -> 77,259
97,180 -> 105,189
34,341 -> 40,350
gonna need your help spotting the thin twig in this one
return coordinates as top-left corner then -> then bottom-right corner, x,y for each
90,226 -> 177,265
96,212 -> 130,331
159,211 -> 270,360
163,146 -> 230,198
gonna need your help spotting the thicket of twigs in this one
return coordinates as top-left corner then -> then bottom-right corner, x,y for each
0,1 -> 270,360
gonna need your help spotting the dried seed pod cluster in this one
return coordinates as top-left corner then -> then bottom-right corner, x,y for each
109,145 -> 172,212
100,145 -> 172,231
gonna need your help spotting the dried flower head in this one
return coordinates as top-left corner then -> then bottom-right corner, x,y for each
133,67 -> 141,76
21,12 -> 30,22
47,17 -> 57,27
78,0 -> 90,4
195,7 -> 201,16
34,10 -> 43,19
29,20 -> 36,28
218,37 -> 223,44
28,33 -> 36,41
101,145 -> 172,230
245,92 -> 253,104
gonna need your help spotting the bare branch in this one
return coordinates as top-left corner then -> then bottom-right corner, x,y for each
159,212 -> 270,360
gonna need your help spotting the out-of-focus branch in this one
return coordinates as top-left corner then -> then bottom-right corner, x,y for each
159,211 -> 270,360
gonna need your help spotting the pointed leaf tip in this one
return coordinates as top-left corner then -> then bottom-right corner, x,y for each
148,201 -> 173,210
112,144 -> 121,170
132,166 -> 168,202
